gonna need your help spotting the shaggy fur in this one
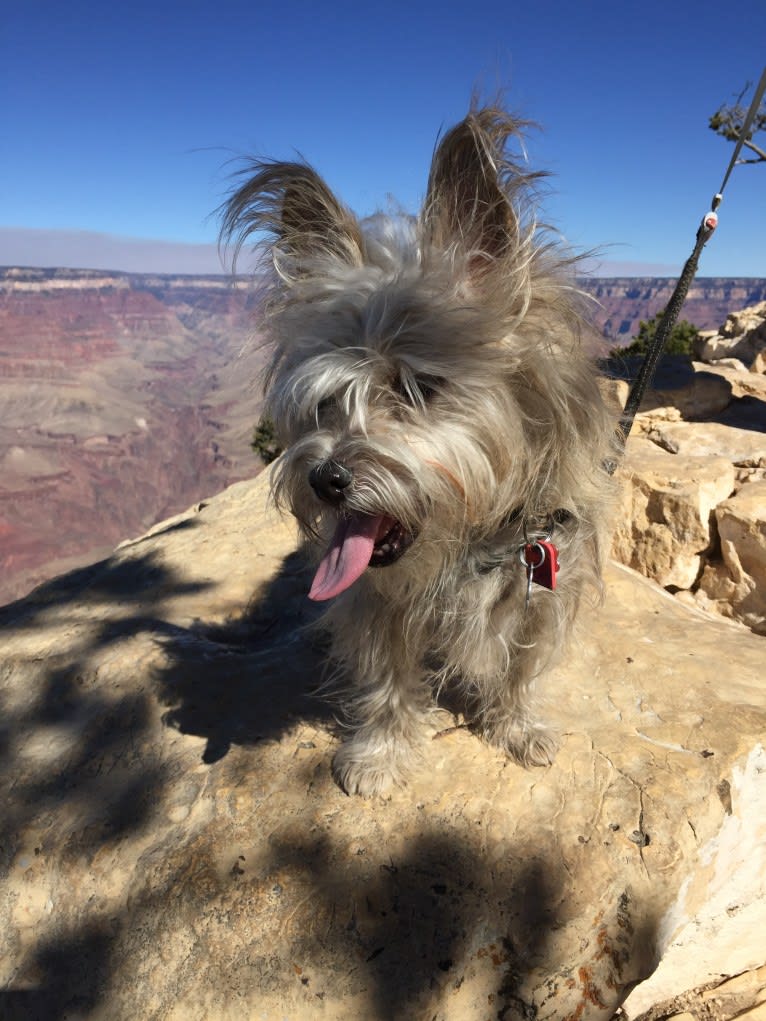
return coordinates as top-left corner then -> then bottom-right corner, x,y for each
221,106 -> 619,796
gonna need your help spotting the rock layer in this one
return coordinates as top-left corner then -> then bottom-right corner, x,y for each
694,301 -> 766,368
0,268 -> 265,605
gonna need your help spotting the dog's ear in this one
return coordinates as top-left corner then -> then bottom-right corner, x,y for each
220,161 -> 363,272
423,108 -> 534,270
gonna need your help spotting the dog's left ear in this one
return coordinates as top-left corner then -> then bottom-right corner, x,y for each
423,108 -> 530,272
220,160 -> 363,273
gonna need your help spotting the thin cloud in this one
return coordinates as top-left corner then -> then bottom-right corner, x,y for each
0,227 -> 227,275
579,256 -> 682,278
2,227 -> 686,279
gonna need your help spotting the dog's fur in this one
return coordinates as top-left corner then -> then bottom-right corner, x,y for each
221,106 -> 618,796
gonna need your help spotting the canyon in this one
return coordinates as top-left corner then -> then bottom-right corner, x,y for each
0,268 -> 266,603
1,266 -> 765,605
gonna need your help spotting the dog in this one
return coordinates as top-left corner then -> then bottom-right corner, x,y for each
221,106 -> 618,796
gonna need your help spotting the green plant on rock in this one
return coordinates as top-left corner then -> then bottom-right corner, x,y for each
612,309 -> 700,359
251,415 -> 283,465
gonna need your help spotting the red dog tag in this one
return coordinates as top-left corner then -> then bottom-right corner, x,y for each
523,540 -> 559,591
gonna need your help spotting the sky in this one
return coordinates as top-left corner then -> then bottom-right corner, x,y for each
1,0 -> 764,278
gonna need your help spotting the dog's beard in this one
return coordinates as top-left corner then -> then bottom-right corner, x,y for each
271,402 -> 520,604
308,512 -> 415,601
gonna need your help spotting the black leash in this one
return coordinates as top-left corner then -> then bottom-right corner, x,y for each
609,68 -> 766,472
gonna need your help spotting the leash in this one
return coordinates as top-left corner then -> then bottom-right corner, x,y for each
609,68 -> 766,471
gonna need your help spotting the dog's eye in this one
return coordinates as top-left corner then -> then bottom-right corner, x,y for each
317,396 -> 337,416
417,377 -> 441,402
394,375 -> 442,406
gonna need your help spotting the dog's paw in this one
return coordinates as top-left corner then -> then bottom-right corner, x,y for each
487,722 -> 558,768
332,739 -> 412,797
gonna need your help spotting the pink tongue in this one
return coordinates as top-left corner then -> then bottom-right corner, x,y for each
309,513 -> 387,601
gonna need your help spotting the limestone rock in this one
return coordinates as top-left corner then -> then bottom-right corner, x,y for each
696,359 -> 766,401
695,481 -> 766,635
700,968 -> 766,1017
622,743 -> 766,1018
607,356 -> 733,419
1,471 -> 765,1021
613,438 -> 735,589
628,964 -> 766,1021
693,301 -> 766,369
640,367 -> 732,420
640,421 -> 766,466
608,329 -> 765,633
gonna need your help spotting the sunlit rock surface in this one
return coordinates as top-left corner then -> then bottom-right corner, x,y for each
1,471 -> 763,1020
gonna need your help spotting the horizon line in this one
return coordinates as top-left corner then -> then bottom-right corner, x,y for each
1,227 -> 763,280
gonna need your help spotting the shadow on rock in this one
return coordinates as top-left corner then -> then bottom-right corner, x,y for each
263,827 -> 574,1020
714,393 -> 766,433
0,548 -> 213,877
0,919 -> 118,1021
0,529 -> 660,1019
154,548 -> 333,763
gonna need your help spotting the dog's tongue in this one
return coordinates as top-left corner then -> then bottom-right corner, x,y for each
309,513 -> 388,601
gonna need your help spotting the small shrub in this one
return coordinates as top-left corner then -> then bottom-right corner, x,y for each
251,415 -> 282,465
611,309 -> 699,359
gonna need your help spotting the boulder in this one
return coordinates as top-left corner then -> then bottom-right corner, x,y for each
1,471 -> 764,1020
694,481 -> 766,635
628,963 -> 766,1021
694,360 -> 766,402
605,356 -> 733,419
639,420 -> 766,466
612,438 -> 735,589
608,321 -> 765,634
693,301 -> 766,370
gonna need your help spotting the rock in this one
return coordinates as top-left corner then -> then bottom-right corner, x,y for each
708,357 -> 749,372
628,964 -> 766,1021
640,368 -> 732,420
1,471 -> 765,1020
612,438 -> 735,589
693,301 -> 766,369
696,360 -> 766,401
737,1005 -> 766,1021
606,355 -> 733,419
608,326 -> 765,634
599,375 -> 630,410
638,421 -> 766,466
588,278 -> 766,348
700,967 -> 766,1016
622,744 -> 766,1018
695,482 -> 766,635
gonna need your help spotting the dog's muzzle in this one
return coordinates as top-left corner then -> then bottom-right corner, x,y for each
309,459 -> 353,505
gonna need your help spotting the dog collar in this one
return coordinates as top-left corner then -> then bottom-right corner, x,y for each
477,508 -> 571,601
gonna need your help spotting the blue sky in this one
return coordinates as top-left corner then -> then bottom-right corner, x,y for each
1,0 -> 764,276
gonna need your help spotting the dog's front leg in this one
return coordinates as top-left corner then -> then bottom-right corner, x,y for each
477,652 -> 559,769
330,622 -> 430,796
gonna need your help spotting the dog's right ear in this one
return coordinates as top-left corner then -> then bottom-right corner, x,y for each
220,161 -> 363,272
422,107 -> 538,274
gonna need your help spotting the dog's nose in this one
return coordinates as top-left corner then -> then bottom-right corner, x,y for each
309,459 -> 353,504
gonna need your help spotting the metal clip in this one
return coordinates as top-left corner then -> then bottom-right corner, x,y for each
518,514 -> 560,610
523,516 -> 554,545
519,540 -> 547,611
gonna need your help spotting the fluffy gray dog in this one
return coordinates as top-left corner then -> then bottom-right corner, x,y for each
222,106 -> 618,796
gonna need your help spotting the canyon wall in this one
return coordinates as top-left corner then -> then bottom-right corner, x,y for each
2,266 -> 765,605
0,268 -> 266,603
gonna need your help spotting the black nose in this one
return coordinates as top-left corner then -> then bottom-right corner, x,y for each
309,459 -> 353,504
